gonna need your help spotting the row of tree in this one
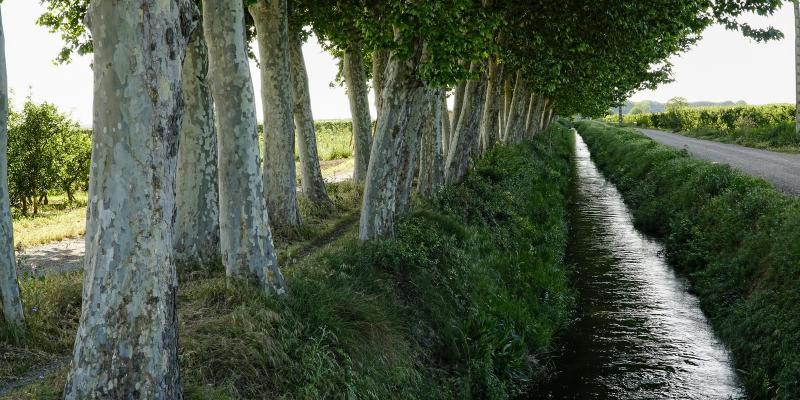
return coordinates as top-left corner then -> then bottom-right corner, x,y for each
0,0 -> 787,397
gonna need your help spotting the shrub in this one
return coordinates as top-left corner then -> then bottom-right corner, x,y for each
576,120 -> 800,400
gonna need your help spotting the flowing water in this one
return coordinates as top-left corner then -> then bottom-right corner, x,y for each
537,133 -> 744,399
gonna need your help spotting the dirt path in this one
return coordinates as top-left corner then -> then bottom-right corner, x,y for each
637,128 -> 800,196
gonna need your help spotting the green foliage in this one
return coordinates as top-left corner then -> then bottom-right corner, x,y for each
664,96 -> 689,112
576,120 -> 800,400
7,99 -> 91,215
613,104 -> 800,151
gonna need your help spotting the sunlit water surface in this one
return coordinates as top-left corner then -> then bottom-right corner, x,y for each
536,132 -> 743,399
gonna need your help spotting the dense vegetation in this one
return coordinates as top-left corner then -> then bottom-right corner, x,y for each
611,104 -> 800,152
2,127 -> 574,399
575,120 -> 800,400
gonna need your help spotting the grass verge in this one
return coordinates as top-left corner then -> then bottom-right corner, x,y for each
575,120 -> 800,400
1,126 -> 574,399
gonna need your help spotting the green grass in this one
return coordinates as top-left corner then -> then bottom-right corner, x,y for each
12,193 -> 87,250
0,125 -> 575,399
575,120 -> 800,400
679,122 -> 800,153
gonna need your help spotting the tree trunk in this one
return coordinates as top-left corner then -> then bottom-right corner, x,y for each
445,61 -> 487,184
0,6 -> 23,329
288,33 -> 331,208
396,89 -> 433,216
451,81 -> 466,134
359,34 -> 426,241
63,2 -> 196,398
344,44 -> 372,183
504,72 -> 529,144
543,107 -> 555,131
502,74 -> 512,131
249,0 -> 301,227
795,0 -> 800,135
204,0 -> 287,294
372,49 -> 388,119
524,92 -> 536,135
537,97 -> 551,133
480,59 -> 502,153
527,93 -> 546,138
618,105 -> 623,125
175,29 -> 220,266
418,89 -> 444,198
440,93 -> 451,157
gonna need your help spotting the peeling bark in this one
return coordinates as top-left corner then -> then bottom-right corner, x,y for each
372,49 -> 388,119
344,44 -> 372,183
175,29 -> 220,266
503,72 -> 529,144
445,62 -> 487,185
63,2 -> 197,398
249,0 -> 301,227
441,93 -> 451,157
396,89 -> 433,216
480,58 -> 502,153
204,0 -> 287,294
359,34 -> 426,241
451,81 -> 466,135
536,97 -> 551,134
418,89 -> 444,198
0,7 -> 23,329
288,33 -> 331,208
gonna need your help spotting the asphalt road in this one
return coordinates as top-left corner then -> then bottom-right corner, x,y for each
637,128 -> 800,196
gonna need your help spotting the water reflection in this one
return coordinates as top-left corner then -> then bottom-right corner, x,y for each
537,132 -> 743,399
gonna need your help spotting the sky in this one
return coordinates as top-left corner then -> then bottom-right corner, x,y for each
1,1 -> 795,127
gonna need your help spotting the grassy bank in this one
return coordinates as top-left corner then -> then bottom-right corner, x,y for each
609,104 -> 800,152
2,126 -> 575,399
575,120 -> 800,399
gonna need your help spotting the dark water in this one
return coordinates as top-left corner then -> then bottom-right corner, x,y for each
537,133 -> 743,399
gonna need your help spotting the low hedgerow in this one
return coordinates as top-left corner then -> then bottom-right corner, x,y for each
575,120 -> 800,400
614,104 -> 800,152
1,127 -> 575,399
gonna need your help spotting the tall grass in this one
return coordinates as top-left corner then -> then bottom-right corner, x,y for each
576,120 -> 800,399
1,126 -> 576,399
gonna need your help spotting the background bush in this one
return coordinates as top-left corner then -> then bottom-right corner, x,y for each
576,120 -> 800,400
603,104 -> 800,151
7,99 -> 91,215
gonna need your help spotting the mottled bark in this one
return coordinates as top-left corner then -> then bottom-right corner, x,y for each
396,89 -> 433,216
503,72 -> 529,144
372,49 -> 388,118
249,0 -> 301,227
63,2 -> 196,398
445,62 -> 487,185
288,33 -> 331,208
344,44 -> 372,183
537,97 -> 551,133
524,92 -> 536,135
175,29 -> 220,266
441,93 -> 451,157
204,0 -> 287,294
480,59 -> 502,153
0,7 -> 23,329
451,81 -> 466,135
502,75 -> 512,129
543,106 -> 555,131
359,34 -> 426,241
418,89 -> 444,198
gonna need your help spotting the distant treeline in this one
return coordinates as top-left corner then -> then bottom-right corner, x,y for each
614,99 -> 748,115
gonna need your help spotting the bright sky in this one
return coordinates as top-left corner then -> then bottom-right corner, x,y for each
630,4 -> 795,105
1,1 -> 795,127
